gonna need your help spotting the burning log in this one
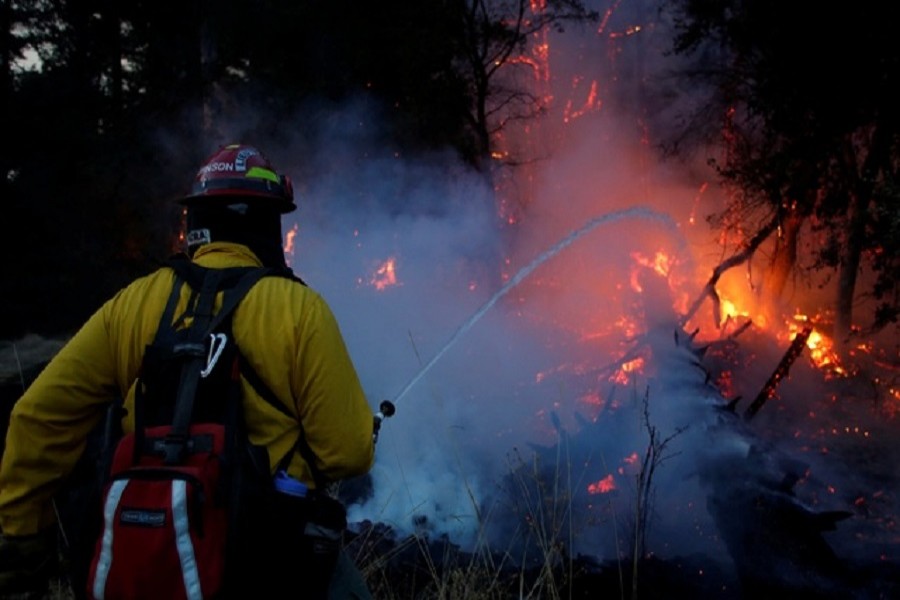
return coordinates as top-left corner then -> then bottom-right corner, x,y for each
681,215 -> 779,328
743,325 -> 813,421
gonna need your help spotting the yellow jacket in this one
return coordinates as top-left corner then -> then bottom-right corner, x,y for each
0,242 -> 375,536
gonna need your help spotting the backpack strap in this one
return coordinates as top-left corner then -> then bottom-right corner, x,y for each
239,359 -> 328,490
178,258 -> 326,489
162,267 -> 224,464
155,256 -> 325,485
161,263 -> 273,465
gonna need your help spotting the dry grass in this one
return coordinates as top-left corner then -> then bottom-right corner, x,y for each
346,435 -> 631,600
0,336 -> 66,386
4,335 -> 656,600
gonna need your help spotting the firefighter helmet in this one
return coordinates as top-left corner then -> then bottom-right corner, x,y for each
181,144 -> 296,213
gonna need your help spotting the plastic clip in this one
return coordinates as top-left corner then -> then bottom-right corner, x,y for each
201,333 -> 228,378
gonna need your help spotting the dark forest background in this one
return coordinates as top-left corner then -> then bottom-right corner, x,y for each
1,0 -> 503,338
2,0 -> 898,349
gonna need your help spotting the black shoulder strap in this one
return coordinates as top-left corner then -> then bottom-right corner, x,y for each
158,257 -> 324,485
239,358 -> 328,490
160,262 -> 273,464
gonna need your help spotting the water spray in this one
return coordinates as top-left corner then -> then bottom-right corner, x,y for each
414,207 -> 680,395
370,207 -> 682,442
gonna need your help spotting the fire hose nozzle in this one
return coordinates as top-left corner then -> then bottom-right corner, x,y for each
379,400 -> 396,418
372,400 -> 396,443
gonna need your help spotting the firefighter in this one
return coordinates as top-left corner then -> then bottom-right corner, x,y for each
0,144 -> 376,598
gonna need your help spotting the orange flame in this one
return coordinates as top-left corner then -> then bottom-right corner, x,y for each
370,257 -> 400,291
563,79 -> 601,123
283,223 -> 298,257
597,0 -> 623,35
713,282 -> 848,377
787,313 -> 846,376
609,357 -> 644,385
587,474 -> 616,495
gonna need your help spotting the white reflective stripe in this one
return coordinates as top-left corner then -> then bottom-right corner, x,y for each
92,480 -> 129,600
172,480 -> 203,600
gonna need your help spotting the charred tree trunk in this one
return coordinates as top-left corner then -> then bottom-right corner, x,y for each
834,125 -> 888,350
835,191 -> 866,349
763,207 -> 804,300
458,0 -> 497,172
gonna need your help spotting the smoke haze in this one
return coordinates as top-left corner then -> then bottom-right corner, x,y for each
274,36 -> 737,563
230,1 -> 897,575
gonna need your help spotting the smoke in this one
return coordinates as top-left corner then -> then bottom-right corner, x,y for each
284,103 -> 518,548
255,1 -> 898,580
275,21 -> 678,559
277,67 -> 737,566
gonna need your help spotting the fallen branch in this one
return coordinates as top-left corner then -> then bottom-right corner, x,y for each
681,215 -> 779,328
743,325 -> 813,421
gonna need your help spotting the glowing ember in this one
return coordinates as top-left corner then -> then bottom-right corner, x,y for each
563,79 -> 601,123
614,315 -> 640,339
609,25 -> 642,39
587,474 -> 616,495
578,391 -> 604,409
689,182 -> 708,225
596,0 -> 623,35
609,366 -> 630,385
370,257 -> 400,291
622,357 -> 644,373
623,452 -> 639,465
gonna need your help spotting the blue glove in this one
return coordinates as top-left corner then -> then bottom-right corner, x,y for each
0,528 -> 58,597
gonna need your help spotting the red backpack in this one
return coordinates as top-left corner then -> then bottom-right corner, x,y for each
86,260 -> 304,599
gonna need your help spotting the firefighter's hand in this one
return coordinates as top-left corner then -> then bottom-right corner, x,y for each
0,528 -> 57,597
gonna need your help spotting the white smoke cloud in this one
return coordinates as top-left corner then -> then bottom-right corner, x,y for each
273,103 -> 496,542
272,84 -> 736,565
262,3 -> 896,578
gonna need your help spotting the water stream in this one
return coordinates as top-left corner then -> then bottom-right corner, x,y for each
392,205 -> 683,405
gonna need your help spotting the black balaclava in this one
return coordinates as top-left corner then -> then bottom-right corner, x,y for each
185,201 -> 287,268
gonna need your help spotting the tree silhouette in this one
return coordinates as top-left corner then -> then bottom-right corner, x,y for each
451,0 -> 597,172
661,0 -> 900,347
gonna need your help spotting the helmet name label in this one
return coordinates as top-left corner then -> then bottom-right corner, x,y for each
187,228 -> 211,247
199,162 -> 235,174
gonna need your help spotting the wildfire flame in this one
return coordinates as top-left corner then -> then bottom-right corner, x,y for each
609,357 -> 645,386
714,284 -> 847,376
787,314 -> 846,376
586,453 -> 643,495
369,257 -> 400,291
587,473 -> 616,495
283,223 -> 298,258
563,78 -> 601,123
630,250 -> 674,288
596,0 -> 623,35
